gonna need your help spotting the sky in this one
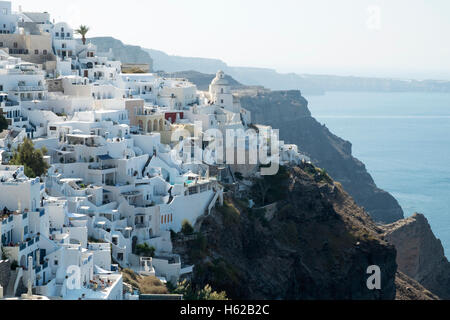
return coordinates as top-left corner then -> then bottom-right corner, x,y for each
11,0 -> 450,80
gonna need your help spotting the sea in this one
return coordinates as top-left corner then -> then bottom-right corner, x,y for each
305,91 -> 450,257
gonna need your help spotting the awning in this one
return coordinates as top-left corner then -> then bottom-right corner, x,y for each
98,154 -> 114,161
67,212 -> 87,219
94,265 -> 113,275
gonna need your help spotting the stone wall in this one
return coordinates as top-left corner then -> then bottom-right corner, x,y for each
0,260 -> 11,288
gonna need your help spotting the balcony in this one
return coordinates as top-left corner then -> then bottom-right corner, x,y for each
13,85 -> 46,92
88,164 -> 117,172
4,101 -> 19,107
12,116 -> 28,123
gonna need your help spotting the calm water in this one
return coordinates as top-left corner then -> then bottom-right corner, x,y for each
305,91 -> 450,257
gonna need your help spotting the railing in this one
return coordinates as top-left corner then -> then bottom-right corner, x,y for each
89,165 -> 117,171
5,101 -> 19,107
13,85 -> 47,92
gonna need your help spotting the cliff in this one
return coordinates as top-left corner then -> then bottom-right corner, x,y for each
237,90 -> 404,223
382,214 -> 450,299
174,164 -> 399,300
87,37 -> 154,71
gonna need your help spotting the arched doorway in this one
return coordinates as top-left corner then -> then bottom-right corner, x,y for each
138,120 -> 143,131
153,119 -> 158,131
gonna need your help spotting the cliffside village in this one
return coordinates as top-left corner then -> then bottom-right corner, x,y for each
0,1 -> 309,300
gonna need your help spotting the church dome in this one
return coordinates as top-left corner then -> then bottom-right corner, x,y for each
211,70 -> 230,86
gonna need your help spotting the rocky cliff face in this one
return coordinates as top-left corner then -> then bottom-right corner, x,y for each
87,37 -> 154,70
382,214 -> 450,299
175,164 -> 399,300
395,271 -> 439,300
238,90 -> 404,224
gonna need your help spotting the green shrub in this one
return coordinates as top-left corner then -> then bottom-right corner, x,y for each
10,260 -> 18,270
181,220 -> 194,235
135,243 -> 155,257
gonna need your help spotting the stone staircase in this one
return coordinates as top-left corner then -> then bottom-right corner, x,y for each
5,269 -> 19,297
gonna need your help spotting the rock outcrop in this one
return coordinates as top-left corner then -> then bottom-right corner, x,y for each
237,90 -> 404,224
395,272 -> 439,300
174,164 -> 399,300
382,213 -> 450,299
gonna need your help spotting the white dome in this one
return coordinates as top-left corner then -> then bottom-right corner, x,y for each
211,70 -> 229,86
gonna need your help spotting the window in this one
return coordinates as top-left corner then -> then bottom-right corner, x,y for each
34,49 -> 39,55
54,259 -> 58,266
0,42 -> 3,47
13,42 -> 17,48
43,49 -> 47,55
66,33 -> 70,37
62,43 -> 66,49
2,8 -> 7,15
55,32 -> 59,37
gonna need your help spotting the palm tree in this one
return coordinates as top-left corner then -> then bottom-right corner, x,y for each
75,25 -> 90,45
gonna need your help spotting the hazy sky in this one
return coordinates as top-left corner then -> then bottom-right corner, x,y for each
12,0 -> 450,79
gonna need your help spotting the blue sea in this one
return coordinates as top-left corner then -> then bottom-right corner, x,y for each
305,91 -> 450,257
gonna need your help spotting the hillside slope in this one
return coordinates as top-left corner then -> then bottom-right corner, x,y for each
175,164 -> 399,300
